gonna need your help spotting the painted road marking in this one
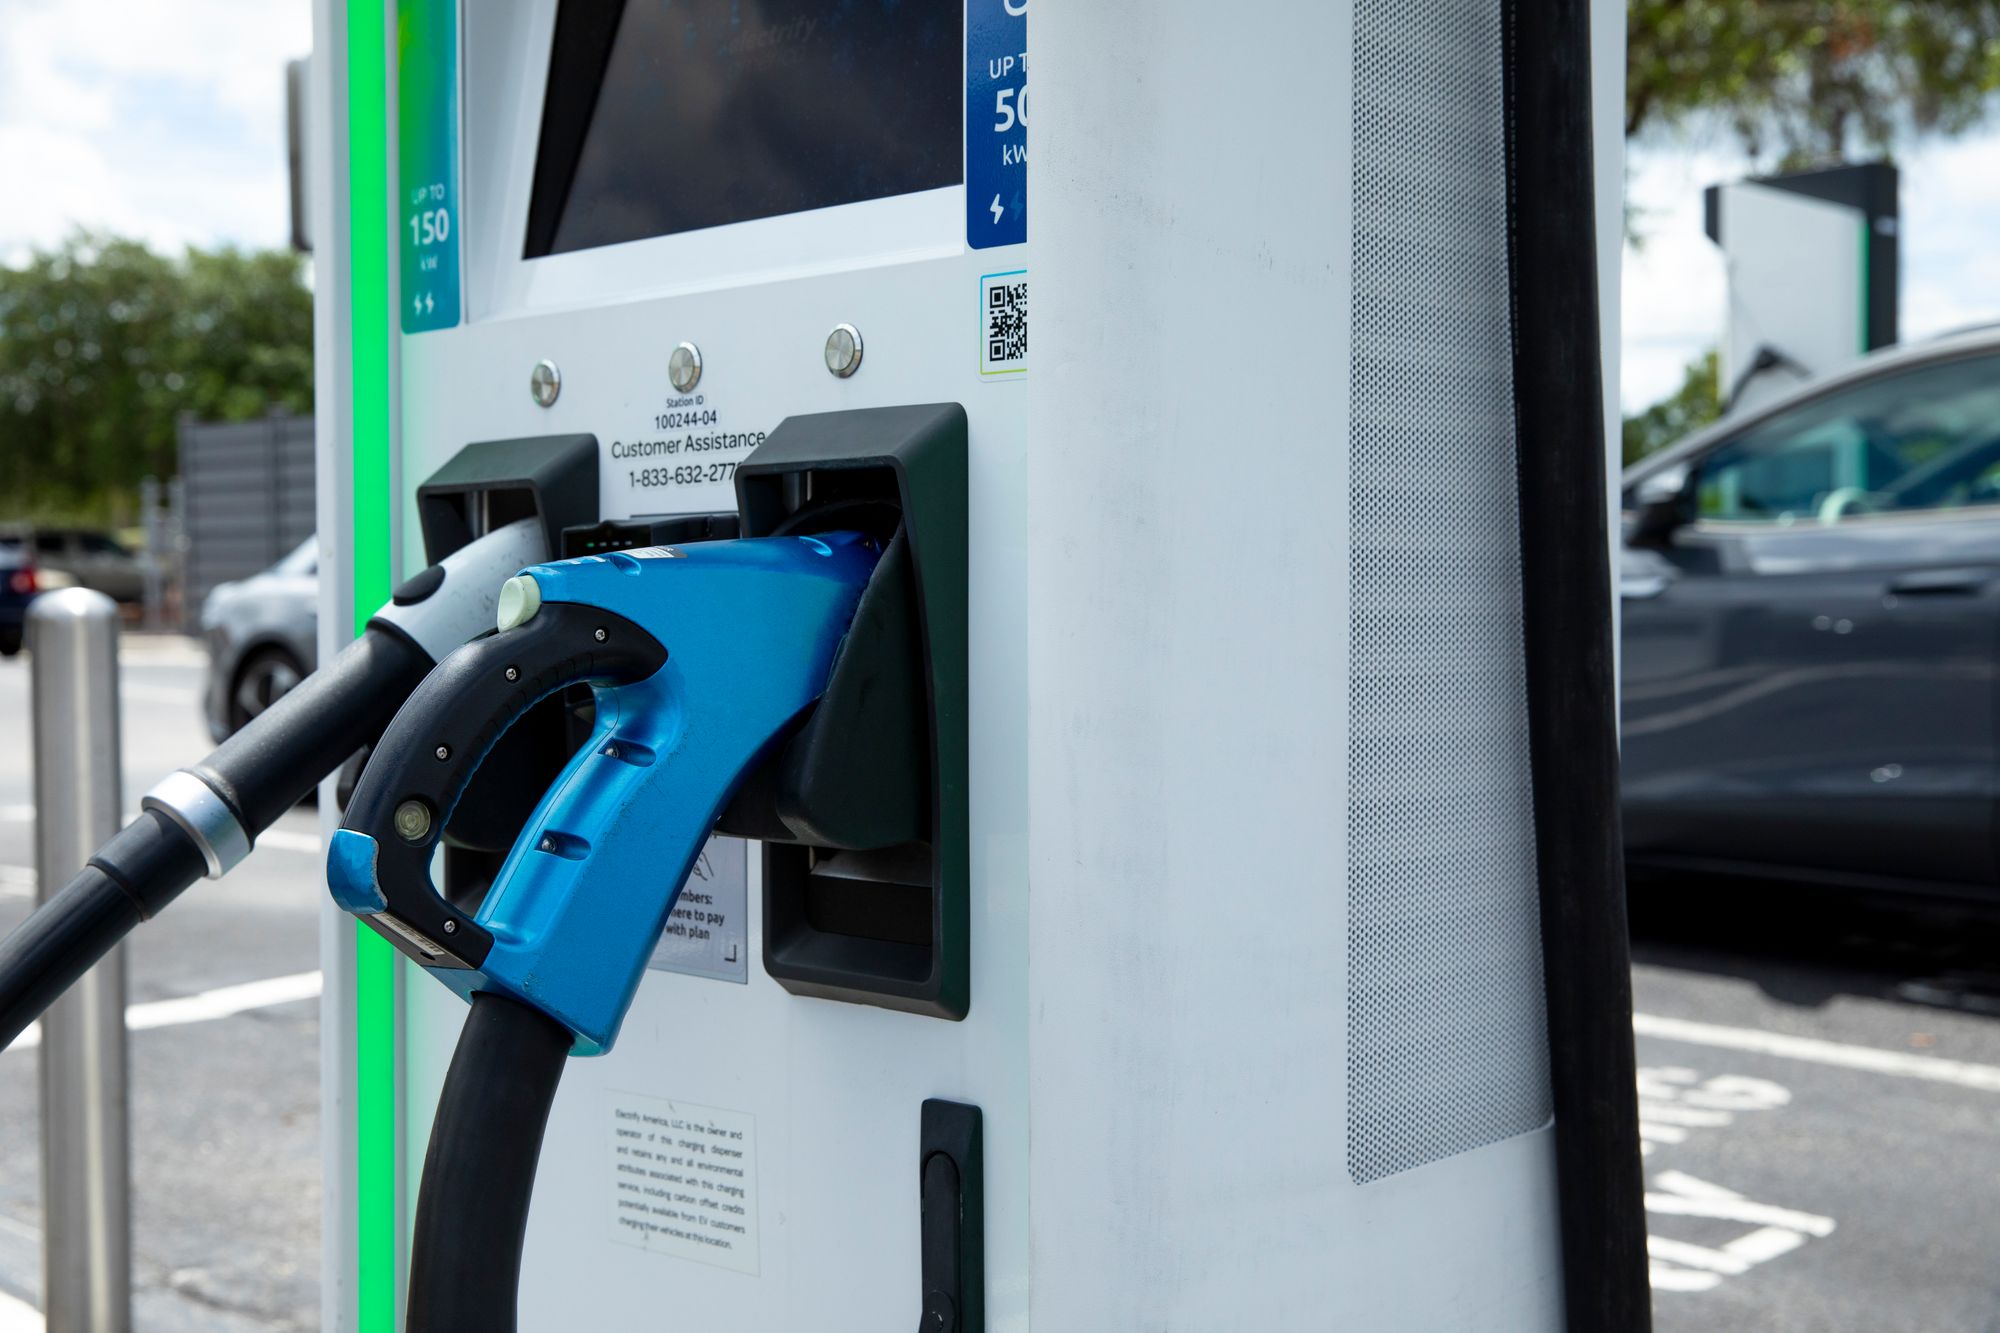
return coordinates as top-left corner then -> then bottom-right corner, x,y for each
1637,1011 -> 2000,1092
0,808 -> 321,856
1647,1167 -> 1835,1295
1640,1067 -> 1835,1295
119,684 -> 201,705
1637,1066 -> 1788,1156
1647,1169 -> 1838,1236
0,1287 -> 38,1331
255,827 -> 323,854
5,971 -> 322,1053
116,639 -> 207,665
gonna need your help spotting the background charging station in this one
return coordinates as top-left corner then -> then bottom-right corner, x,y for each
305,2 -> 1639,1328
1705,163 -> 1901,414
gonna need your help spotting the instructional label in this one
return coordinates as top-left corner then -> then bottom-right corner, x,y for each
967,0 -> 1028,249
397,0 -> 460,332
608,1092 -> 759,1274
606,393 -> 768,518
647,836 -> 748,983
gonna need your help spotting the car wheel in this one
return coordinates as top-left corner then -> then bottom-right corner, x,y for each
0,626 -> 20,657
228,646 -> 305,734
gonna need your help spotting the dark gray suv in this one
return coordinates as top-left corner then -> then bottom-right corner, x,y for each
1621,329 -> 2000,898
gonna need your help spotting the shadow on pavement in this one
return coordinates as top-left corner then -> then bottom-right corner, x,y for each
1627,867 -> 2000,1015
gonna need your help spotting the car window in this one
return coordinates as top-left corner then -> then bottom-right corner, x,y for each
32,533 -> 67,556
273,537 -> 318,578
79,533 -> 129,557
1694,353 -> 2000,525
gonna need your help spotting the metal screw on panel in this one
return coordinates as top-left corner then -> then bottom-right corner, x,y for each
824,323 -> 863,378
668,341 -> 703,393
435,745 -> 451,761
594,627 -> 607,642
442,919 -> 457,935
504,666 -> 519,682
529,358 -> 562,407
604,744 -> 620,759
539,838 -> 555,852
394,800 -> 432,842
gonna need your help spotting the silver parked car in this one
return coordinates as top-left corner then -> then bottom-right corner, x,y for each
201,537 -> 318,742
1620,326 -> 2000,898
0,526 -> 148,603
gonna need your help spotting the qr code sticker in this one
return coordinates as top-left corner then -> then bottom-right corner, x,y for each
980,271 -> 1027,376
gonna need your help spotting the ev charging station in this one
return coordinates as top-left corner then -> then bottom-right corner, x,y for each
291,2 -> 1643,1329
1704,163 -> 1901,414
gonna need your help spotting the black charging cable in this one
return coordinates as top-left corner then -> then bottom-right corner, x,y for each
405,992 -> 573,1333
0,628 -> 432,1050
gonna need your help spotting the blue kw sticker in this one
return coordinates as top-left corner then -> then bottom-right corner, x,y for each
966,0 -> 1027,250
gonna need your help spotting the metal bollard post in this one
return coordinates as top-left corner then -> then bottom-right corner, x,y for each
29,590 -> 133,1333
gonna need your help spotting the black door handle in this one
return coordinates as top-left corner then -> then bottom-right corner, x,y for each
1888,569 -> 1989,597
918,1100 -> 982,1333
919,1153 -> 961,1332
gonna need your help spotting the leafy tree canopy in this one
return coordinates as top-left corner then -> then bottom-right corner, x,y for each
0,232 -> 312,521
1624,348 -> 1723,466
1628,1 -> 2000,168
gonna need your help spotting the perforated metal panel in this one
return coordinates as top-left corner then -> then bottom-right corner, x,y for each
1345,0 -> 1554,1186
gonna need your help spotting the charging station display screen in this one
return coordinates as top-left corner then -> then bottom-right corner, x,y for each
526,0 -> 962,257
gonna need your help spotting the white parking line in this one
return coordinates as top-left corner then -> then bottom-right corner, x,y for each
0,807 -> 320,856
120,685 -> 198,705
0,1288 -> 38,1331
6,971 -> 322,1053
117,639 -> 207,665
1635,1012 -> 2000,1093
1646,1169 -> 1838,1236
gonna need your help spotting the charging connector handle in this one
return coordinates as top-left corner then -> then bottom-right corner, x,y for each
347,533 -> 879,1332
330,599 -> 670,969
331,532 -> 880,1055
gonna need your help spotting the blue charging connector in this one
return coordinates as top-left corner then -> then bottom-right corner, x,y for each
328,532 -> 879,1053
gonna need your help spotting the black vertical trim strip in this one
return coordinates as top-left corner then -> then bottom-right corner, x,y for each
1498,3 -> 1654,1330
523,1 -> 629,260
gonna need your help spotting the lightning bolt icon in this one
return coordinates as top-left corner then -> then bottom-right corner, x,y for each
990,194 -> 1005,225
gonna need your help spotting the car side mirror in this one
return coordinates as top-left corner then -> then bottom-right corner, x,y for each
1628,464 -> 1692,548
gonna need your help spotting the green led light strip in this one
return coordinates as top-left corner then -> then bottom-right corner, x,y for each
346,1 -> 397,1328
1859,219 -> 1872,356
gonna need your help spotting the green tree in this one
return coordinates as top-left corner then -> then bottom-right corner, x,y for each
1628,1 -> 2000,168
1623,348 -> 1723,466
0,232 -> 312,521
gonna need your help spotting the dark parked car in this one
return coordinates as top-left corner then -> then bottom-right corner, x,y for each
0,541 -> 44,657
1620,328 -> 2000,899
201,537 -> 318,741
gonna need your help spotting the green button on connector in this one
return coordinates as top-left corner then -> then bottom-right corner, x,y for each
496,574 -> 542,632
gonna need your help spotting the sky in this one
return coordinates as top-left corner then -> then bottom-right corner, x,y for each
2,0 -> 1999,417
0,0 -> 311,263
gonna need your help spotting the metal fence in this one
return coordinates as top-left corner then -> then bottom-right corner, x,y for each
176,412 -> 315,631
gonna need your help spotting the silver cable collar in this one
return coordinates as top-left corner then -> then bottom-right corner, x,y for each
141,770 -> 252,879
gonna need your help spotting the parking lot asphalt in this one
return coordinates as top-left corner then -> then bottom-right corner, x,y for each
1632,876 -> 2000,1332
2,636 -> 2000,1330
